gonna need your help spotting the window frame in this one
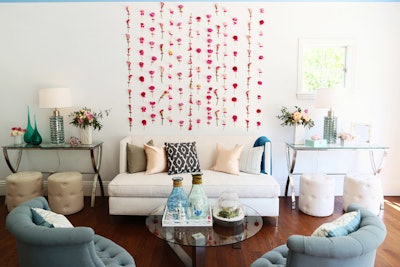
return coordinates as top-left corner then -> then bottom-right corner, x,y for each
297,38 -> 355,100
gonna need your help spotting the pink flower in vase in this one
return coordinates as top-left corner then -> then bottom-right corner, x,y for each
258,80 -> 263,88
141,119 -> 147,129
141,106 -> 147,113
139,76 -> 145,83
206,75 -> 212,83
139,37 -> 144,45
196,100 -> 202,110
140,91 -> 146,99
179,120 -> 184,130
139,62 -> 144,70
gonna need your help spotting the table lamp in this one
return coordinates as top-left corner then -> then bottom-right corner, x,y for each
315,88 -> 345,144
39,88 -> 72,144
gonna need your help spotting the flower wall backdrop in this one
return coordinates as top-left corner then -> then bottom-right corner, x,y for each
125,2 -> 266,132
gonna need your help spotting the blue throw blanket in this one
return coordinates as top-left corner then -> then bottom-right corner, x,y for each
253,136 -> 272,175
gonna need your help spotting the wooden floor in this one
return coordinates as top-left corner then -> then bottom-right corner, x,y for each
1,196 -> 399,267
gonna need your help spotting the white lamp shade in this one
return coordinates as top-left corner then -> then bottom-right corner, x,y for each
315,88 -> 346,109
39,88 -> 72,109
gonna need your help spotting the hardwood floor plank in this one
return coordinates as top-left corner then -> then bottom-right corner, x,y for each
1,196 -> 399,267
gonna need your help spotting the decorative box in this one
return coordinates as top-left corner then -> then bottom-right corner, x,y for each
305,139 -> 327,147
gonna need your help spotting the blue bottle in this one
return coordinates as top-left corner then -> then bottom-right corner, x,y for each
186,172 -> 209,220
167,177 -> 187,220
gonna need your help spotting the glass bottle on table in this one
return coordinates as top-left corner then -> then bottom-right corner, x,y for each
166,177 -> 187,220
186,172 -> 209,220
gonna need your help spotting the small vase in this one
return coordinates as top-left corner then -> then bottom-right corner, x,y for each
30,115 -> 42,146
14,135 -> 23,145
24,106 -> 34,143
80,127 -> 92,145
293,125 -> 305,145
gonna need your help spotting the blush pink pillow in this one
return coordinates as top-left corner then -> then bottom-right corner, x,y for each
144,144 -> 167,174
211,144 -> 244,175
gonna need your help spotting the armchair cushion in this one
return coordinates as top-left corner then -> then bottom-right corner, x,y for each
31,208 -> 73,228
312,209 -> 361,237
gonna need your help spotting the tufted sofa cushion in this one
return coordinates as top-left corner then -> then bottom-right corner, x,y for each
94,235 -> 135,267
251,245 -> 288,267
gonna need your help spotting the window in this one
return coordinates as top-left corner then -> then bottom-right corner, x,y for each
297,39 -> 355,99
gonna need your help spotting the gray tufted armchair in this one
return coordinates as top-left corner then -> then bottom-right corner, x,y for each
251,203 -> 386,267
6,197 -> 135,267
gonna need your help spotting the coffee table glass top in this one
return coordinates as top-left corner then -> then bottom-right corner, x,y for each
145,204 -> 263,247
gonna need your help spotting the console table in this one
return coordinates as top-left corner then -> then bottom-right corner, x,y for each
2,142 -> 104,207
285,142 -> 389,209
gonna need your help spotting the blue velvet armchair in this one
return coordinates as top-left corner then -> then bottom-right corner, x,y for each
251,203 -> 386,267
6,197 -> 135,267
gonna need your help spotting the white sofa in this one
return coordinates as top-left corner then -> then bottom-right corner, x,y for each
108,135 -> 280,219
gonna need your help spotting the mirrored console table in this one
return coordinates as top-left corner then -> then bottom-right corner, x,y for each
2,142 -> 104,207
285,142 -> 389,210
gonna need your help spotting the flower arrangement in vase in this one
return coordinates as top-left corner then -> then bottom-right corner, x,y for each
277,106 -> 315,144
69,107 -> 110,145
338,132 -> 355,146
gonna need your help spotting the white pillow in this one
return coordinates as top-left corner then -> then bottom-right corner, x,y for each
211,144 -> 244,175
31,208 -> 74,228
239,146 -> 264,175
144,144 -> 168,174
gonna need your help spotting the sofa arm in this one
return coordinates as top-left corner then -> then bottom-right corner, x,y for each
119,136 -> 133,173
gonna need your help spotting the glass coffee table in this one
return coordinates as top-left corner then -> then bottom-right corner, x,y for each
145,204 -> 263,267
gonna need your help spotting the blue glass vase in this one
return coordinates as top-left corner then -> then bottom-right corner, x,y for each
23,106 -> 34,143
186,173 -> 209,220
167,177 -> 187,220
30,115 -> 42,146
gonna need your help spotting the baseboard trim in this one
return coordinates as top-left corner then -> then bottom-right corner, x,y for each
0,180 -> 109,197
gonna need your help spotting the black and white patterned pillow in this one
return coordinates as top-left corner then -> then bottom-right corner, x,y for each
165,142 -> 201,175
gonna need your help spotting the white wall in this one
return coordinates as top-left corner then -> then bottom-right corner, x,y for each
0,2 -> 399,196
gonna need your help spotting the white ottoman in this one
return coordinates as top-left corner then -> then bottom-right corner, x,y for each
6,171 -> 43,212
48,171 -> 84,215
343,174 -> 383,215
299,173 -> 335,217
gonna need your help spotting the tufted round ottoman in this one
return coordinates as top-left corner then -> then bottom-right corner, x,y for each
6,171 -> 43,212
48,171 -> 84,215
343,174 -> 383,215
299,173 -> 335,217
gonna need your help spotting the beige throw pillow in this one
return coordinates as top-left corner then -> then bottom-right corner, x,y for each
211,144 -> 244,175
127,140 -> 154,173
144,144 -> 168,174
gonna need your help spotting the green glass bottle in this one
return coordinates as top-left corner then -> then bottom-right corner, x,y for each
23,106 -> 34,143
30,115 -> 42,145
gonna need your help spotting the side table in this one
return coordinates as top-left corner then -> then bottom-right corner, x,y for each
2,142 -> 104,207
285,142 -> 389,210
